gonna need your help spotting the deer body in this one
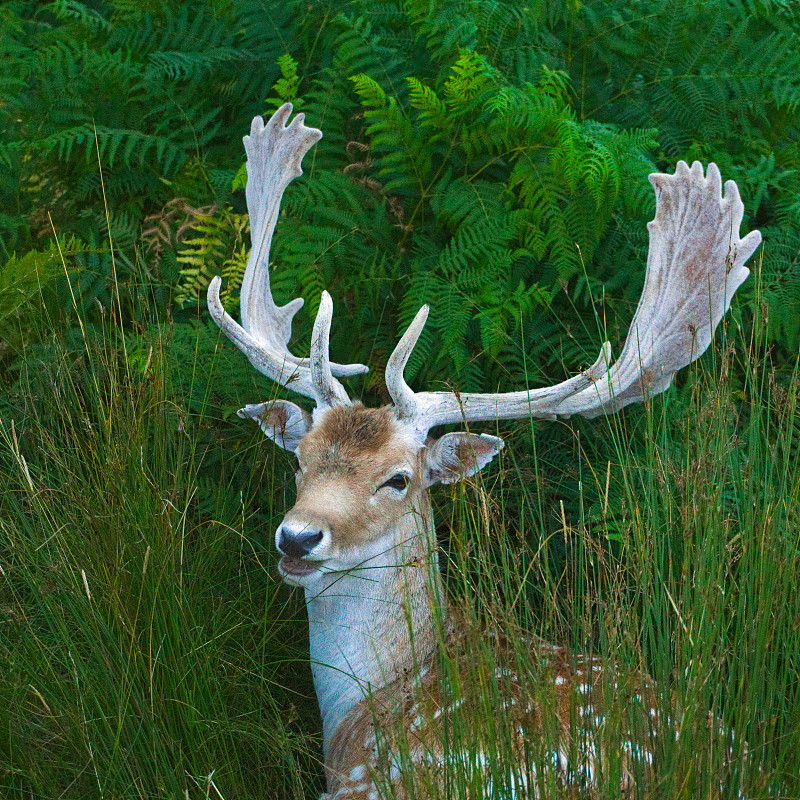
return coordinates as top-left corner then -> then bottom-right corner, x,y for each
275,403 -> 658,798
322,631 -> 657,799
207,105 -> 761,798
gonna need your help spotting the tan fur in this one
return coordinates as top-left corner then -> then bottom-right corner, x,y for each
309,404 -> 394,458
324,625 -> 660,799
289,405 -> 423,555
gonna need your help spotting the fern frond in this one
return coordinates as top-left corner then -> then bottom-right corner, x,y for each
266,53 -> 302,110
174,207 -> 248,307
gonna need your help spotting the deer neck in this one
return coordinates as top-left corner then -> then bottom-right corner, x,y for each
304,500 -> 444,756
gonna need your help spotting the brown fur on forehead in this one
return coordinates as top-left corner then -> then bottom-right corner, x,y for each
300,404 -> 404,470
315,403 -> 394,450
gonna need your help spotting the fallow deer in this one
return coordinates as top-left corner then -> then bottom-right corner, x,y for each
207,104 -> 761,799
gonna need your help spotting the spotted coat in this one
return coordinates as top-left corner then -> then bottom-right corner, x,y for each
323,626 -> 660,799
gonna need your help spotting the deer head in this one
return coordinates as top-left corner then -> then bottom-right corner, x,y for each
209,104 -> 761,594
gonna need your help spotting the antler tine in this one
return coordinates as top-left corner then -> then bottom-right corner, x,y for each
385,305 -> 430,420
391,162 -> 761,434
208,103 -> 367,406
311,291 -> 351,407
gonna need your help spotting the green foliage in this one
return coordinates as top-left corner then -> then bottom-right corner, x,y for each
2,1 -> 800,795
183,37 -> 654,391
0,237 -> 101,359
173,0 -> 799,396
3,0 -> 797,380
0,242 -> 68,343
1,270 -> 798,799
565,0 -> 800,347
0,0 -> 293,313
175,207 -> 250,307
0,312 -> 321,799
266,53 -> 302,111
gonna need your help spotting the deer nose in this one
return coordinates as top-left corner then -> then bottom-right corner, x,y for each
277,528 -> 324,558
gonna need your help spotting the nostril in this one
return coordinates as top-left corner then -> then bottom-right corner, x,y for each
278,528 -> 324,558
304,531 -> 323,549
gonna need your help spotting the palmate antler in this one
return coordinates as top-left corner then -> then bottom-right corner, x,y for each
207,105 -> 367,407
210,105 -> 762,434
387,161 -> 762,434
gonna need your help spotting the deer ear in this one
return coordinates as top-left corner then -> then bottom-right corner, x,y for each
424,432 -> 504,487
237,400 -> 311,452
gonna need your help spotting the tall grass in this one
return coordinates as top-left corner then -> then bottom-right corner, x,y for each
1,275 -> 798,798
421,289 -> 800,797
0,306 -> 323,798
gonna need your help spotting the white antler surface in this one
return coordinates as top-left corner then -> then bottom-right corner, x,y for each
207,104 -> 367,405
387,161 -> 761,434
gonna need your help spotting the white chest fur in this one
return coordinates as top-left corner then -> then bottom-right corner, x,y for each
304,532 -> 438,756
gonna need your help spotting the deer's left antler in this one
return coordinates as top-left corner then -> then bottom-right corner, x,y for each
386,161 -> 762,435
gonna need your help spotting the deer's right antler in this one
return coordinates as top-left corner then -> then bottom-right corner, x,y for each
207,104 -> 367,407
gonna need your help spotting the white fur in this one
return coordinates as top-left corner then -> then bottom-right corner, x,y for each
305,525 -> 439,755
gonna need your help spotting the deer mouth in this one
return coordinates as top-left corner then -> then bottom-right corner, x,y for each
278,555 -> 323,577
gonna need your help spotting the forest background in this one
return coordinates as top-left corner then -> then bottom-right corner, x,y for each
1,0 -> 799,798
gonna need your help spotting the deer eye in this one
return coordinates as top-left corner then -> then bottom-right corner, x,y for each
380,473 -> 410,492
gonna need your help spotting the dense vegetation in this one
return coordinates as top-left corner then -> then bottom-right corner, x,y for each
1,0 -> 799,797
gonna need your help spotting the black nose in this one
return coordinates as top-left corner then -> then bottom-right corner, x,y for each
278,528 -> 324,558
